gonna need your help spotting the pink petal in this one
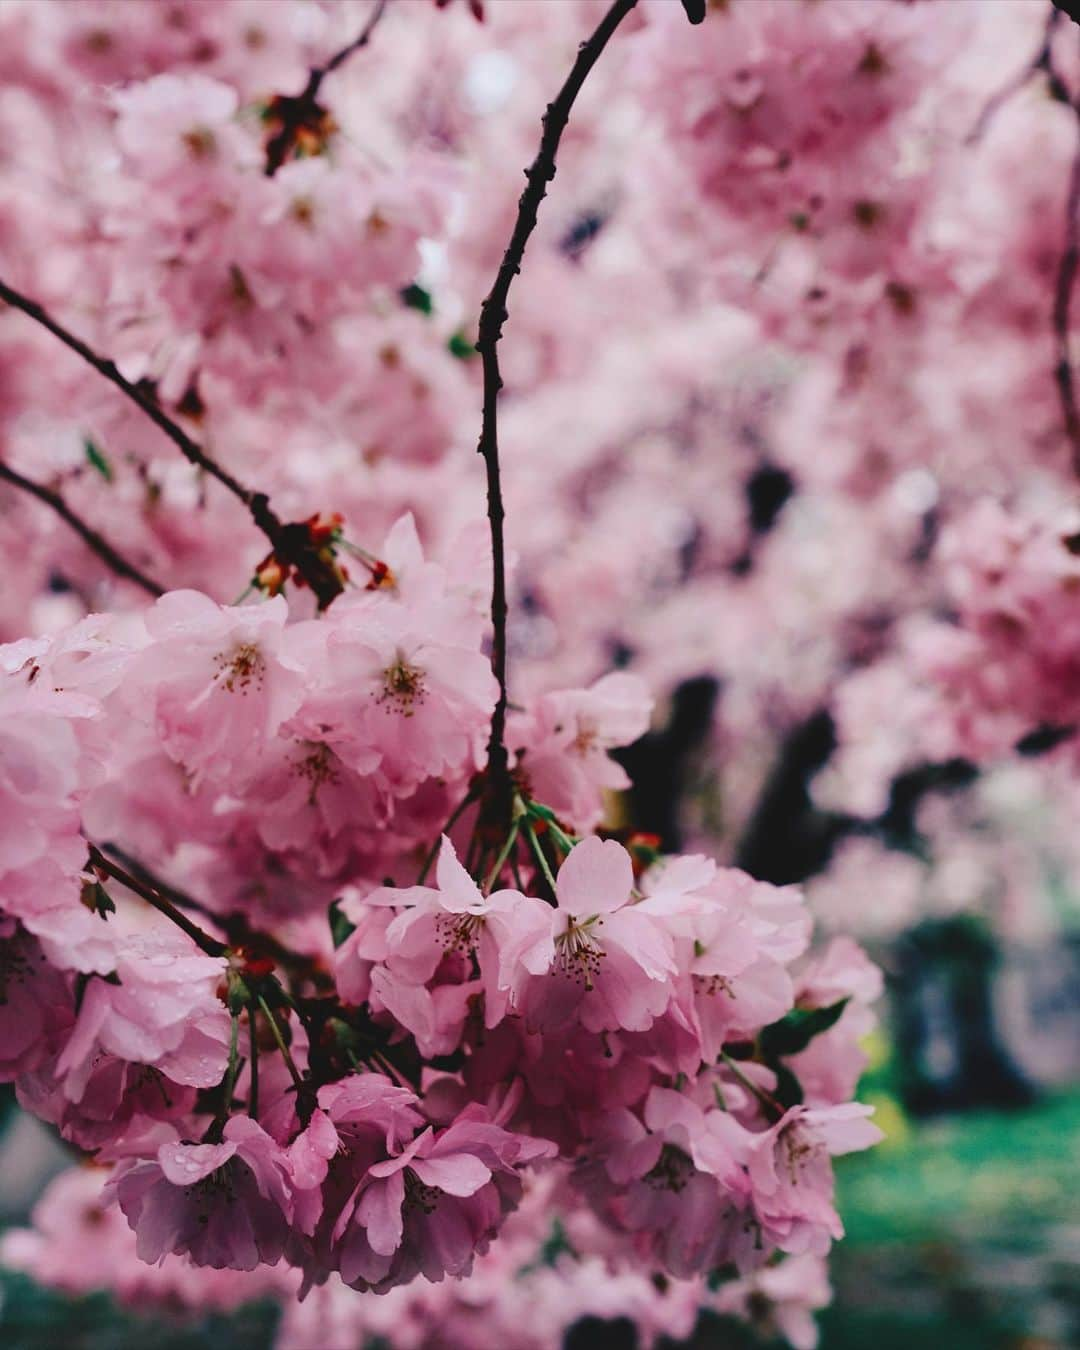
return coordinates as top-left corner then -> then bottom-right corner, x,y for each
555,836 -> 634,917
410,1151 -> 491,1197
356,1172 -> 405,1257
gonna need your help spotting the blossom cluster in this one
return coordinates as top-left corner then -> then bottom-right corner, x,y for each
11,0 -> 1071,1342
0,510 -> 880,1334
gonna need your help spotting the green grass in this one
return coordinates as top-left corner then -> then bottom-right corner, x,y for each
819,1091 -> 1080,1350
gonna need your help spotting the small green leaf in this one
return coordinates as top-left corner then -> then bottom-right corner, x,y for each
329,899 -> 356,949
84,437 -> 113,482
80,879 -> 115,920
447,329 -> 477,360
400,282 -> 434,315
759,997 -> 850,1059
773,1063 -> 805,1109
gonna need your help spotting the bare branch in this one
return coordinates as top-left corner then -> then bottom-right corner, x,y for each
967,6 -> 1066,146
0,459 -> 164,597
87,843 -> 228,959
264,0 -> 390,176
1054,115 -> 1080,477
0,278 -> 344,606
474,0 -> 638,813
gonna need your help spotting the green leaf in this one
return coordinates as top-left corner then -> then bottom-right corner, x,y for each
400,282 -> 434,315
773,1062 -> 805,1109
84,437 -> 113,482
447,329 -> 477,360
329,899 -> 356,949
759,997 -> 850,1059
80,878 -> 116,920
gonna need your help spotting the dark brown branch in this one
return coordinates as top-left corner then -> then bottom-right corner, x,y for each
474,0 -> 638,814
1055,118 -> 1080,478
0,460 -> 163,597
0,279 -> 344,607
264,0 -> 389,176
100,842 -> 328,984
87,843 -> 228,959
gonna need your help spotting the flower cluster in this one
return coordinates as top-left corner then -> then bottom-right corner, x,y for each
0,533 -> 881,1319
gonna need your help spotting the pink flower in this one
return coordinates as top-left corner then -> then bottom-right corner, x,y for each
364,836 -> 548,1029
511,673 -> 652,830
123,591 -> 305,791
578,1086 -> 752,1278
0,924 -> 74,1081
55,929 -> 230,1103
331,1104 -> 555,1291
745,1104 -> 882,1258
503,837 -> 677,1034
284,587 -> 497,794
788,938 -> 883,1107
112,1115 -> 294,1270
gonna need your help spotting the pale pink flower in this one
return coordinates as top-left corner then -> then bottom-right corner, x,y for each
511,673 -> 652,830
503,837 -> 678,1035
364,836 -> 548,1029
745,1104 -> 882,1258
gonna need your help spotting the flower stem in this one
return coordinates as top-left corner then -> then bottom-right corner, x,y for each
483,821 -> 520,893
247,1011 -> 260,1119
257,994 -> 305,1099
524,822 -> 559,898
417,789 -> 478,884
720,1053 -> 785,1123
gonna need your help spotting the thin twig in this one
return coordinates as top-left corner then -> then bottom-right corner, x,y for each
0,279 -> 344,606
87,843 -> 228,958
248,1010 -> 260,1119
100,842 -> 326,983
474,0 -> 638,815
1055,118 -> 1080,477
967,6 -> 1065,145
416,787 -> 479,884
264,0 -> 390,175
0,460 -> 163,596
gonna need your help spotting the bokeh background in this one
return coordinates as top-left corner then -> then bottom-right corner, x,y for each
1,0 -> 1079,1345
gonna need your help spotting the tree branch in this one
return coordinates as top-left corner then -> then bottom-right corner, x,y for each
1054,117 -> 1080,477
0,278 -> 344,606
0,460 -> 163,597
264,0 -> 390,176
87,843 -> 228,959
966,6 -> 1065,145
474,0 -> 638,812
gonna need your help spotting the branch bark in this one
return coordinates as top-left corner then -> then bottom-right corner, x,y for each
87,843 -> 228,959
0,278 -> 344,606
474,0 -> 638,812
1055,121 -> 1080,477
0,460 -> 164,597
264,0 -> 390,176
